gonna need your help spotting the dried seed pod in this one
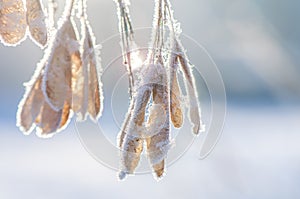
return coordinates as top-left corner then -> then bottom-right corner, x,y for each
146,83 -> 170,179
177,43 -> 203,134
59,98 -> 72,128
87,42 -> 102,120
163,0 -> 204,135
119,85 -> 152,179
0,0 -> 27,46
146,129 -> 169,179
26,0 -> 48,47
119,136 -> 144,180
35,101 -> 63,136
70,48 -> 83,114
72,46 -> 87,119
35,97 -> 72,137
43,18 -> 79,111
169,55 -> 183,128
72,0 -> 103,121
17,74 -> 45,134
17,64 -> 72,137
73,22 -> 102,121
152,159 -> 165,179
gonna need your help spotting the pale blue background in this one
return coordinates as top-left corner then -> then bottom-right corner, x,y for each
0,0 -> 299,198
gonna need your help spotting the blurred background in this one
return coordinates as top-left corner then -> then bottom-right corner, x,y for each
0,0 -> 299,198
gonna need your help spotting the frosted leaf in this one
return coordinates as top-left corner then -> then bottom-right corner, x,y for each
26,0 -> 48,47
0,0 -> 27,46
43,18 -> 79,111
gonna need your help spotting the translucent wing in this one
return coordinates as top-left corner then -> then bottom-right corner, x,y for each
86,25 -> 102,121
119,85 -> 152,180
35,98 -> 72,137
43,19 -> 78,111
177,42 -> 203,134
17,74 -> 44,134
72,26 -> 87,119
35,102 -> 63,136
17,62 -> 72,137
169,55 -> 183,128
73,21 -> 102,121
146,79 -> 170,179
26,0 -> 48,47
0,0 -> 27,46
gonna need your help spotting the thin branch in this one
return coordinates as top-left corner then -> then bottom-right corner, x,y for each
115,0 -> 135,98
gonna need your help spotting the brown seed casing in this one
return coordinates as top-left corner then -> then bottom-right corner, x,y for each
0,0 -> 27,46
43,19 -> 77,110
26,0 -> 48,47
169,55 -> 183,128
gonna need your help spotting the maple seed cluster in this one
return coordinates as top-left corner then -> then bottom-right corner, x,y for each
116,0 -> 204,180
0,0 -> 102,137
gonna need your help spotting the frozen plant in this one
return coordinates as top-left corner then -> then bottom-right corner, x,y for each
1,0 -> 203,180
16,0 -> 103,137
0,0 -> 48,47
117,0 -> 204,180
